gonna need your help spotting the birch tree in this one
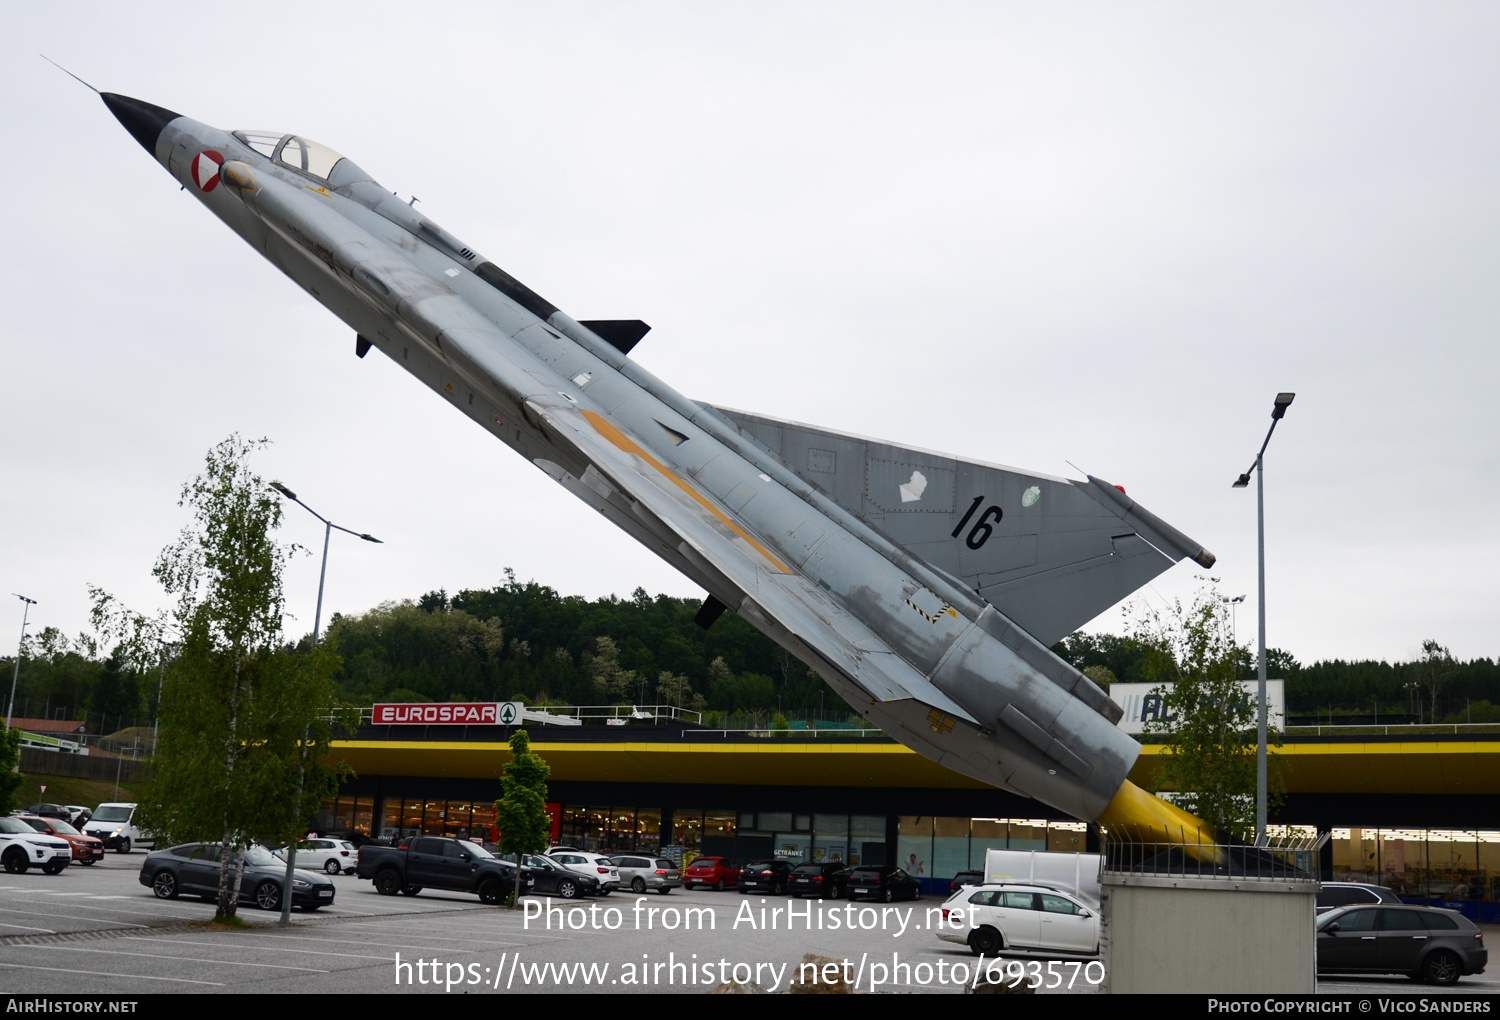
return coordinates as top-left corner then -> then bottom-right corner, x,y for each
96,436 -> 344,919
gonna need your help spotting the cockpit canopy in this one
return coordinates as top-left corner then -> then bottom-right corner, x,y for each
231,131 -> 372,186
233,131 -> 343,177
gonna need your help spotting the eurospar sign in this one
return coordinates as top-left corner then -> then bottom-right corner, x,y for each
373,702 -> 523,725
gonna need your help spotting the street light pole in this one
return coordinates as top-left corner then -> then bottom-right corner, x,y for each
269,481 -> 381,925
6,595 -> 37,731
1232,392 -> 1294,847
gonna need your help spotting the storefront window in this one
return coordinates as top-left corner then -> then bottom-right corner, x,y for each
636,809 -> 662,854
352,797 -> 374,836
933,817 -> 969,880
850,815 -> 886,867
402,799 -> 423,837
775,833 -> 810,863
610,808 -> 636,851
1008,819 -> 1047,850
897,816 -> 931,877
471,802 -> 496,843
445,802 -> 472,838
1326,828 -> 1500,902
970,818 -> 1007,868
381,799 -> 401,838
1047,821 -> 1088,853
422,800 -> 445,835
674,810 -> 704,850
813,814 -> 848,863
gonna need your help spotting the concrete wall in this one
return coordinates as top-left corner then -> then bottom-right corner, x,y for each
1101,874 -> 1317,993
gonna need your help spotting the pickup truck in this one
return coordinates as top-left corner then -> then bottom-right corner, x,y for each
356,835 -> 532,904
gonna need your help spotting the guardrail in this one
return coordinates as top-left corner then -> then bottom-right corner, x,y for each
679,727 -> 889,739
1100,827 -> 1327,881
1284,723 -> 1500,737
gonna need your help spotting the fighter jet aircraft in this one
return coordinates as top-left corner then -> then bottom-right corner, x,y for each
99,92 -> 1219,839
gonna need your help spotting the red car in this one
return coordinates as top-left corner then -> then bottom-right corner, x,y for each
19,815 -> 105,865
683,856 -> 739,891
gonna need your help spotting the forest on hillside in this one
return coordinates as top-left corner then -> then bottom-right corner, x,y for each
6,570 -> 1498,732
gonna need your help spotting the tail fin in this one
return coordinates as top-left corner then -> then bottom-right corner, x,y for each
709,405 -> 1214,645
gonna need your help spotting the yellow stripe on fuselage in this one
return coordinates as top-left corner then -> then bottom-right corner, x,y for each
582,410 -> 789,573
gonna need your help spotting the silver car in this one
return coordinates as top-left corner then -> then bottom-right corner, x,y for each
610,854 -> 682,894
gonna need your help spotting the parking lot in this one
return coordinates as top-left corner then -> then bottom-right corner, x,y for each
0,852 -> 1493,994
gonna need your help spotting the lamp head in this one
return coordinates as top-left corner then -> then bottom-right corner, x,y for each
1232,474 -> 1252,488
269,481 -> 297,501
1271,392 -> 1295,419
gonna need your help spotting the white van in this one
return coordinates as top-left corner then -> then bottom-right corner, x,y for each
83,802 -> 156,853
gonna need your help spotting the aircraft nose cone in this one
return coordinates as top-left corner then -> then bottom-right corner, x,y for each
101,93 -> 183,157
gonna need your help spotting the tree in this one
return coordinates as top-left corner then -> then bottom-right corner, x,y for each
1412,640 -> 1455,725
0,728 -> 23,815
588,636 -> 636,702
494,728 -> 551,907
1134,587 -> 1283,839
93,435 -> 345,919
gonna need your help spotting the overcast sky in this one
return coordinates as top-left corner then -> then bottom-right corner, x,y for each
2,3 -> 1496,668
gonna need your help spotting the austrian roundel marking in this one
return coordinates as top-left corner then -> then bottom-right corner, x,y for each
191,150 -> 225,193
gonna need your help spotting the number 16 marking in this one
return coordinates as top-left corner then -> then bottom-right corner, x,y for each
952,495 -> 1003,550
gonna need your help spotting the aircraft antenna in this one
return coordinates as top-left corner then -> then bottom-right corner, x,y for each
40,55 -> 100,93
1064,459 -> 1089,479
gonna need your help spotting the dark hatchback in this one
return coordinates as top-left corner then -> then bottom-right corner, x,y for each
522,854 -> 603,899
846,865 -> 921,903
789,862 -> 850,899
738,859 -> 795,894
140,843 -> 336,912
1317,904 -> 1487,985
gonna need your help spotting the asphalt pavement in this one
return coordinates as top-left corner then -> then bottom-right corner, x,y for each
0,851 -> 1493,995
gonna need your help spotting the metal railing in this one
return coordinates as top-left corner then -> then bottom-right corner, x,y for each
349,703 -> 706,727
1284,723 -> 1500,737
676,727 -> 889,739
1100,827 -> 1327,882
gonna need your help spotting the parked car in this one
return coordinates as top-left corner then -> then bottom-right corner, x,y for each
272,838 -> 359,875
358,835 -> 532,904
17,815 -> 105,865
547,850 -> 620,893
1317,904 -> 1487,985
82,802 -> 155,853
737,859 -> 795,895
936,883 -> 1099,956
846,865 -> 921,903
1315,881 -> 1404,915
523,855 -> 603,899
683,856 -> 738,891
22,803 -> 70,821
0,816 -> 72,874
610,854 -> 682,894
139,843 -> 336,911
949,869 -> 984,893
789,861 -> 850,898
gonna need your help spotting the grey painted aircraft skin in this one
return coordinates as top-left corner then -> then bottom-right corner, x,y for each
100,94 -> 1215,825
